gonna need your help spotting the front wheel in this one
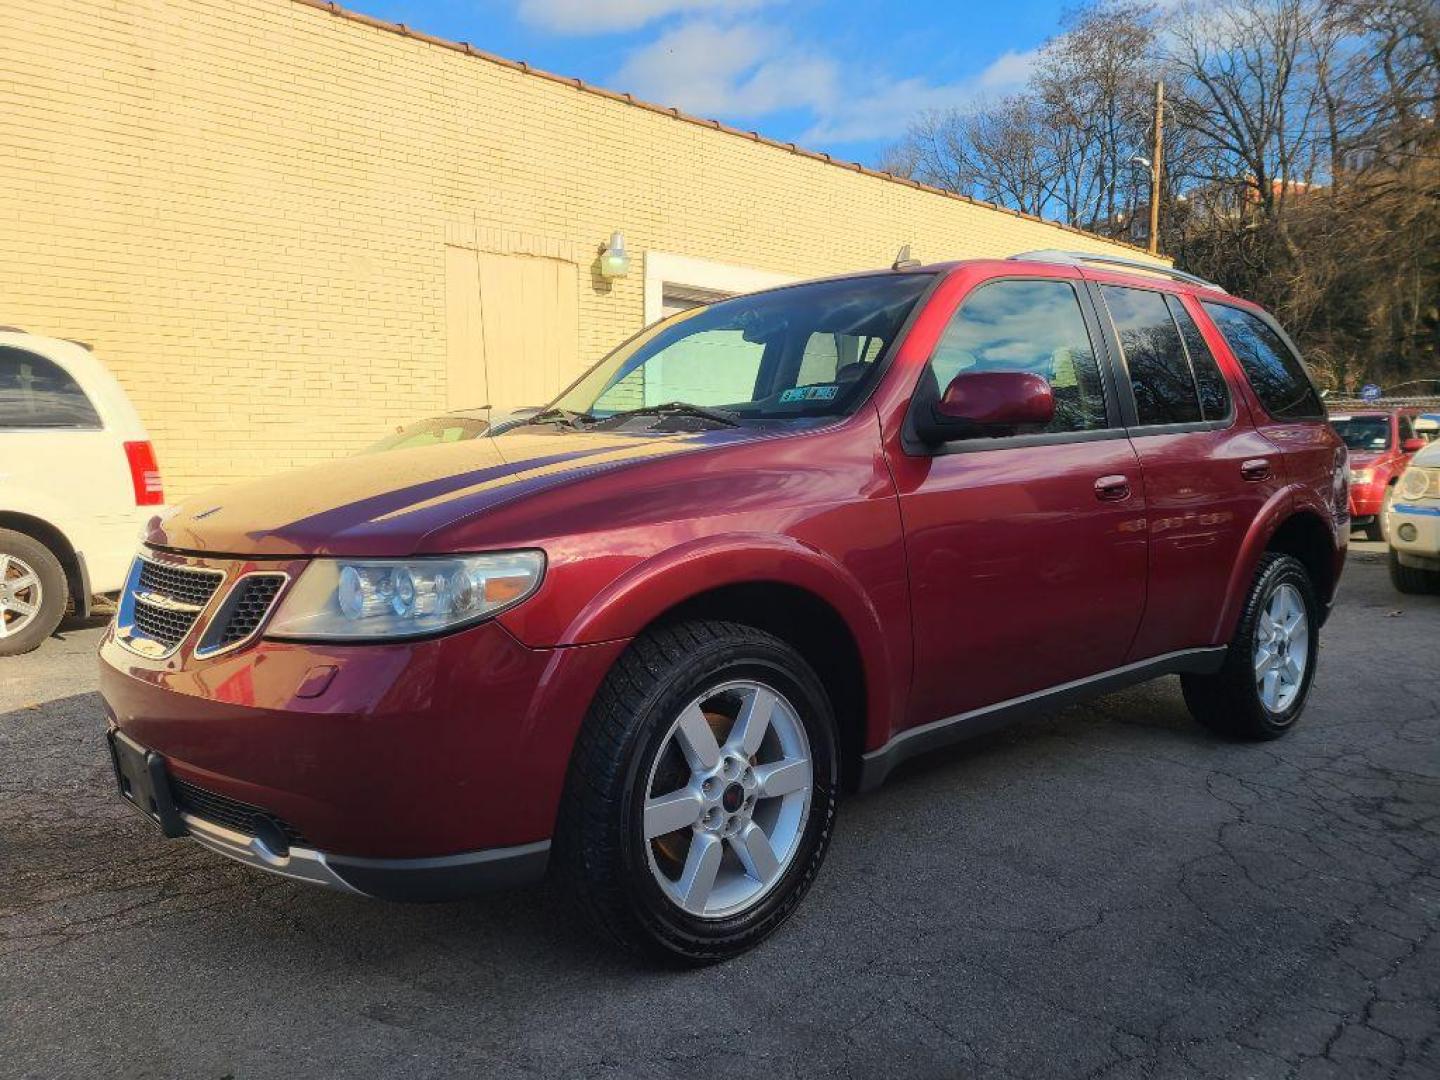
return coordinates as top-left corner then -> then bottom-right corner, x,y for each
555,620 -> 839,964
1182,553 -> 1319,740
1378,484 -> 1396,543
1389,549 -> 1440,595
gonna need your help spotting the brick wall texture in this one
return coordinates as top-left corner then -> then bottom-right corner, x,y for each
0,0 -> 1156,499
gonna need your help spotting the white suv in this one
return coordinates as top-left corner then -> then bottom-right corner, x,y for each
1386,439 -> 1440,594
1,330 -> 164,655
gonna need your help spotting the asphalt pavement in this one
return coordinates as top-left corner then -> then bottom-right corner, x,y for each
2,541 -> 1437,1079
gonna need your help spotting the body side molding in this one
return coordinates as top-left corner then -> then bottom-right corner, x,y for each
859,646 -> 1227,791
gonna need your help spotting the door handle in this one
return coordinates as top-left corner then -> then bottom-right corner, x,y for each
1094,474 -> 1131,501
1240,458 -> 1274,482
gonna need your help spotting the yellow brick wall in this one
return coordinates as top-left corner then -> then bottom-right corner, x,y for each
0,0 -> 1156,500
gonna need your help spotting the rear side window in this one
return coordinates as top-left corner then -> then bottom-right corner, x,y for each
1101,285 -> 1201,425
1202,303 -> 1324,420
928,279 -> 1109,434
0,346 -> 102,429
1165,296 -> 1231,420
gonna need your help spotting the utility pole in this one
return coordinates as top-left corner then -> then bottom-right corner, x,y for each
1148,79 -> 1165,255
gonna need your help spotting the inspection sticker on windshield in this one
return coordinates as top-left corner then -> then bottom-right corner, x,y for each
780,385 -> 838,403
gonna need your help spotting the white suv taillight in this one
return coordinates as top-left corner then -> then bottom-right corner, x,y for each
123,440 -> 164,506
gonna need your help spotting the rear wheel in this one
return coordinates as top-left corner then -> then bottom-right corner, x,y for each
0,529 -> 67,657
1389,549 -> 1440,595
1182,553 -> 1318,740
555,620 -> 839,964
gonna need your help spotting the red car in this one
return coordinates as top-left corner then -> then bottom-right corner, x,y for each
1329,408 -> 1427,540
102,251 -> 1347,962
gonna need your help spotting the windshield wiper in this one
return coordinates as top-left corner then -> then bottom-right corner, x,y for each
524,407 -> 595,428
597,401 -> 742,427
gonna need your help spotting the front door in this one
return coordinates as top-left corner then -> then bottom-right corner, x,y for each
888,276 -> 1149,729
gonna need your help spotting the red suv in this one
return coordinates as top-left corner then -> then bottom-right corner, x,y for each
1329,407 -> 1427,540
101,251 -> 1347,962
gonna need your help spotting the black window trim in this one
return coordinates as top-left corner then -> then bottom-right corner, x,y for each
1086,281 -> 1236,437
902,274 -> 1126,457
1198,296 -> 1326,424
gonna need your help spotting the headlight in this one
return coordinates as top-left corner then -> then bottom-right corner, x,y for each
267,551 -> 545,640
1398,467 -> 1440,501
1349,468 -> 1374,485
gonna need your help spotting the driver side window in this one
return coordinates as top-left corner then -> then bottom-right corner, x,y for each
927,279 -> 1109,434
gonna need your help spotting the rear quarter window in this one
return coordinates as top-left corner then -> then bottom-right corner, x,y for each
0,346 -> 102,429
1201,303 -> 1323,421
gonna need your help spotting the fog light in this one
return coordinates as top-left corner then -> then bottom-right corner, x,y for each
1398,523 -> 1418,542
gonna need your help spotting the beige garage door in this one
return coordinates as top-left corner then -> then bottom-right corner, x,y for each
446,247 -> 579,411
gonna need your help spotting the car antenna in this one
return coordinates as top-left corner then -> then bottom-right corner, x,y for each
892,244 -> 921,270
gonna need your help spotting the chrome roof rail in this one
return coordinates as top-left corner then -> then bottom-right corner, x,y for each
1008,249 -> 1226,292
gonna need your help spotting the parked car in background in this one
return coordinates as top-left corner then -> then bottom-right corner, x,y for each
366,405 -> 543,453
1329,407 -> 1425,540
1417,414 -> 1440,443
99,251 -> 1346,962
1385,438 -> 1440,594
0,330 -> 163,655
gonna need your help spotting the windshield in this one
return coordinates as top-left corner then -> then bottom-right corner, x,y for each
546,274 -> 934,424
367,414 -> 488,453
1331,415 -> 1391,452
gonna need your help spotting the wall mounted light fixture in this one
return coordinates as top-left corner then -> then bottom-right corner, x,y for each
599,231 -> 631,280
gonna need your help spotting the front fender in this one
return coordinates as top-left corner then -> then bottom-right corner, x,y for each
556,533 -> 905,753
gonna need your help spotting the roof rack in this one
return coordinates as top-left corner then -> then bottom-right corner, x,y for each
1008,249 -> 1225,292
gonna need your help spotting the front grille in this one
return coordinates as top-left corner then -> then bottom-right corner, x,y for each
124,558 -> 225,652
212,575 -> 286,649
171,776 -> 308,847
138,559 -> 223,608
132,599 -> 201,647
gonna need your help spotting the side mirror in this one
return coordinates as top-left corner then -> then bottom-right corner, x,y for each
918,371 -> 1055,444
1402,437 -> 1426,453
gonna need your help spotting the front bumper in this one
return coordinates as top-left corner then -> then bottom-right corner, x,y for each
100,556 -> 628,885
167,793 -> 549,899
1386,502 -> 1440,568
1349,486 -> 1384,519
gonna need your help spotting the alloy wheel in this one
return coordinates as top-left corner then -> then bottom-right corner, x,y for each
0,554 -> 44,640
1253,582 -> 1309,713
642,680 -> 813,919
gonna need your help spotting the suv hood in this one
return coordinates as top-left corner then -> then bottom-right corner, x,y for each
147,429 -> 729,557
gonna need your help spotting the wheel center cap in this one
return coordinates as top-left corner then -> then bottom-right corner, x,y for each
721,783 -> 744,814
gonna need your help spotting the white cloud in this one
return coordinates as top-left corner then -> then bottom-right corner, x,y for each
518,0 -> 767,34
614,22 -> 837,117
613,22 -> 1040,147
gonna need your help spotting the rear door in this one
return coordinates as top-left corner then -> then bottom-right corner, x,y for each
889,274 -> 1148,728
1199,300 -> 1341,538
1087,283 -> 1282,659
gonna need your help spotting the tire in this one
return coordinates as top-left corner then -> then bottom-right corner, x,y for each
1389,548 -> 1440,595
1360,517 -> 1382,542
1181,553 -> 1319,741
1377,484 -> 1396,543
555,619 -> 840,964
0,528 -> 68,657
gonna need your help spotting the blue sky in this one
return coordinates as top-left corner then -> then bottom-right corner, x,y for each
352,0 -> 1071,163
